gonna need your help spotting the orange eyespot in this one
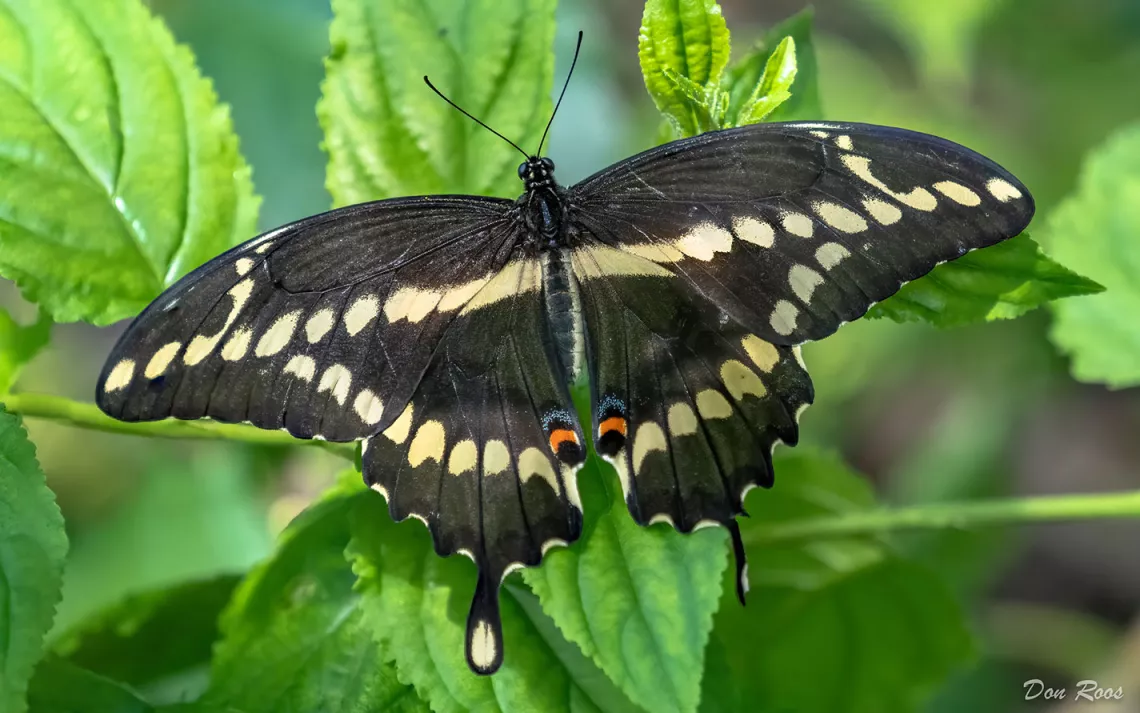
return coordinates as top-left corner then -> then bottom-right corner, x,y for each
599,416 -> 627,437
548,428 -> 578,453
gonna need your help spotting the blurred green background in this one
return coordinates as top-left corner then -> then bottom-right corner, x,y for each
13,0 -> 1139,710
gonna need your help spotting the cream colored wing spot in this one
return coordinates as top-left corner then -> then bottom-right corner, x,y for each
353,388 -> 384,425
632,422 -> 668,473
666,402 -> 698,437
104,359 -> 135,393
986,177 -> 1023,202
483,439 -> 511,476
649,513 -> 676,527
144,341 -> 182,378
674,222 -> 733,261
841,155 -> 938,211
234,258 -> 255,276
835,134 -> 853,150
934,180 -> 982,206
720,360 -> 767,401
732,216 -> 775,248
862,197 -> 903,225
469,620 -> 498,672
316,364 -> 352,406
541,538 -> 569,556
384,287 -> 444,324
438,277 -> 491,311
369,480 -> 389,501
305,308 -> 335,343
184,279 -> 255,366
695,389 -> 733,420
255,310 -> 302,358
603,453 -> 633,503
560,463 -> 584,510
741,335 -> 779,372
518,447 -> 561,494
254,242 -> 273,255
620,243 -> 685,263
408,420 -> 446,467
283,354 -> 316,381
572,244 -> 674,279
809,130 -> 829,139
448,439 -> 478,475
815,242 -> 851,270
221,328 -> 253,362
789,264 -> 825,303
461,259 -> 544,312
769,300 -> 799,336
780,212 -> 814,238
812,201 -> 868,233
383,404 -> 414,444
344,296 -> 380,336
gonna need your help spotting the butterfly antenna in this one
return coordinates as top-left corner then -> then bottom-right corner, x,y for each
424,76 -> 529,159
536,30 -> 584,158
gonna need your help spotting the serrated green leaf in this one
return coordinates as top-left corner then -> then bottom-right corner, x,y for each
0,409 -> 67,713
348,492 -> 646,713
1046,122 -> 1140,388
0,0 -> 258,325
639,0 -> 731,136
524,452 -> 726,713
204,479 -> 426,713
0,308 -> 51,394
724,9 -> 822,123
50,576 -> 239,694
868,234 -> 1103,327
733,36 -> 797,126
709,450 -> 974,713
320,0 -> 556,205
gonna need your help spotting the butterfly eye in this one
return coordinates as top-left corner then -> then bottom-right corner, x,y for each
517,162 -> 529,179
541,157 -> 555,171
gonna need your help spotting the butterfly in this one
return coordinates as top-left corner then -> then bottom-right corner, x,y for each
95,40 -> 1034,674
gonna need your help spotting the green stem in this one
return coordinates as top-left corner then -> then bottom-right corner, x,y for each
1,392 -> 355,460
748,490 -> 1140,545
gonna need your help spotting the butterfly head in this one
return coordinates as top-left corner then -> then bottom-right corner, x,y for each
519,157 -> 557,191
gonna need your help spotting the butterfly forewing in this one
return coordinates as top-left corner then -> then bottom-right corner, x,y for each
569,121 -> 1035,344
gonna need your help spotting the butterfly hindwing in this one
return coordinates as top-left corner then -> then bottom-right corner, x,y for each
361,257 -> 585,674
570,121 -> 1035,344
97,197 -> 518,441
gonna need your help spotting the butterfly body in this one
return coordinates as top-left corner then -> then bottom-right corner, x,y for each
97,121 -> 1034,675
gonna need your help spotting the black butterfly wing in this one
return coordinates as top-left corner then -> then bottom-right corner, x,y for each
569,121 -> 1035,344
567,121 -> 1033,598
98,196 -> 523,442
361,256 -> 586,674
96,196 -> 588,675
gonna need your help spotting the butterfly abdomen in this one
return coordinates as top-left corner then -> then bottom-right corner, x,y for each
541,249 -> 585,384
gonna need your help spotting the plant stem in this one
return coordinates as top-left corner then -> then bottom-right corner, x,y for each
748,490 -> 1140,545
1,391 -> 356,460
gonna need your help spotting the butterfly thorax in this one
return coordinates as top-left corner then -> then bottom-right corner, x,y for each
518,156 -> 567,248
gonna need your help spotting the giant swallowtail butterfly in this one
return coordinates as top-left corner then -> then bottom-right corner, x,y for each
96,39 -> 1034,674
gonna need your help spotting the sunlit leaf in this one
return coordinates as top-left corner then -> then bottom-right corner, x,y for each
0,409 -> 67,713
319,0 -> 556,205
724,9 -> 822,123
733,36 -> 797,126
870,234 -> 1103,327
0,0 -> 258,325
1047,122 -> 1140,388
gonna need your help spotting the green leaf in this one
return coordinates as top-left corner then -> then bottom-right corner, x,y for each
27,659 -> 153,713
50,576 -> 240,693
524,454 -> 726,713
868,234 -> 1103,327
204,477 -> 426,713
639,0 -> 731,136
733,36 -> 797,126
710,450 -> 974,713
1046,122 -> 1140,388
0,0 -> 258,325
724,9 -> 822,123
0,409 -> 68,713
348,492 -> 646,713
0,308 -> 51,394
319,0 -> 556,205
